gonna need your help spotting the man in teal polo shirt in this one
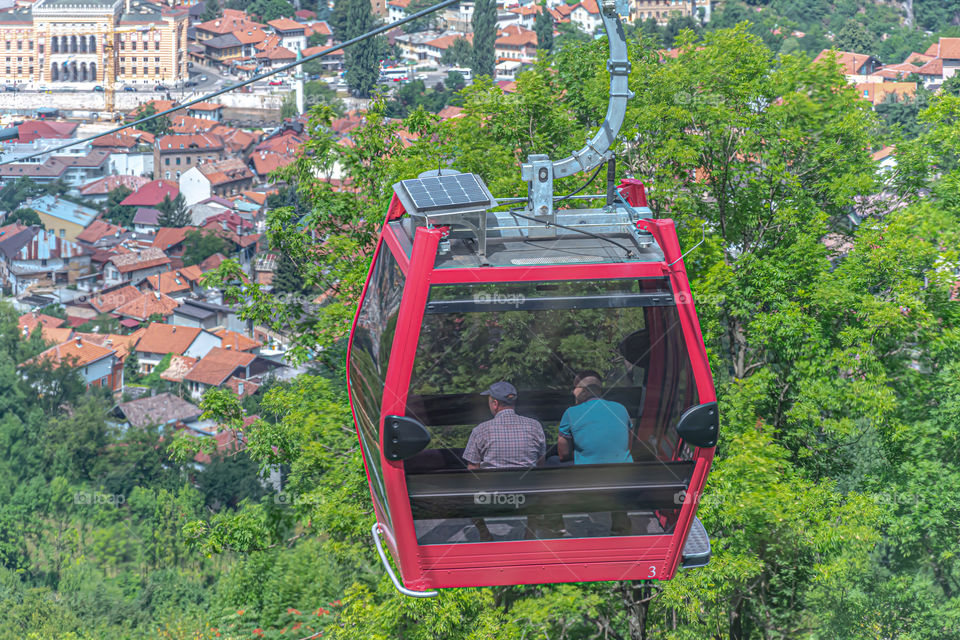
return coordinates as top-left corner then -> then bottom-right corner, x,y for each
558,371 -> 633,465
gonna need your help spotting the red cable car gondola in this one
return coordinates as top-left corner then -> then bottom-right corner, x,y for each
347,0 -> 717,596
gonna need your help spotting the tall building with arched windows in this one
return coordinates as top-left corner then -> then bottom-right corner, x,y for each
0,0 -> 188,88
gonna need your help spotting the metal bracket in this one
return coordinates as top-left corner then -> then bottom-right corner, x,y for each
519,4 -> 632,214
372,523 -> 439,598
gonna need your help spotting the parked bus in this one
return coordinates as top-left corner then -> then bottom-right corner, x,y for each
380,66 -> 411,83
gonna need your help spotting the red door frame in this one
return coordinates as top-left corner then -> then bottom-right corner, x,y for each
349,189 -> 717,591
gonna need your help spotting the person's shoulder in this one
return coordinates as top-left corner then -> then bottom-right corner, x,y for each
519,414 -> 543,428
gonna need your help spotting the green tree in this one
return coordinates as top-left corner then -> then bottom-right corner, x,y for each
445,70 -> 466,91
441,37 -> 473,68
333,0 -> 383,97
307,31 -> 328,48
471,0 -> 497,78
834,18 -> 877,54
182,229 -> 230,266
102,185 -> 136,227
7,207 -> 41,227
246,0 -> 295,21
403,0 -> 437,32
200,0 -> 220,22
534,8 -> 554,53
134,103 -> 172,136
157,193 -> 191,228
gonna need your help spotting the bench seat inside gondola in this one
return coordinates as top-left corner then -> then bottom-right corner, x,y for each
405,461 -> 694,519
406,389 -> 646,435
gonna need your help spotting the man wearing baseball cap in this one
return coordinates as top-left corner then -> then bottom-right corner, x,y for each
463,381 -> 545,470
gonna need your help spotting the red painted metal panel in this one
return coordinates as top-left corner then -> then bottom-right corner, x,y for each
378,226 -> 443,588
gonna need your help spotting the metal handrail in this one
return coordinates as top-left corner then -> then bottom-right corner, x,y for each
371,523 -> 439,598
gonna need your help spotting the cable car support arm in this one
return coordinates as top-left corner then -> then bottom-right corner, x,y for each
520,0 -> 632,220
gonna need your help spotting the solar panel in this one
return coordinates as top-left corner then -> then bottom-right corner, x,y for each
400,174 -> 491,213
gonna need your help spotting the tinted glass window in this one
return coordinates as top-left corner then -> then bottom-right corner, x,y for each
349,246 -> 405,526
403,278 -> 699,544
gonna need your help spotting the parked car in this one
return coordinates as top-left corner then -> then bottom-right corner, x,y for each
199,75 -> 208,82
4,85 -> 19,92
184,80 -> 198,87
93,85 -> 104,92
154,84 -> 168,91
268,79 -> 282,86
122,85 -> 136,92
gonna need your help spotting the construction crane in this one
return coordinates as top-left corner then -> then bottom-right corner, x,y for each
103,22 -> 158,118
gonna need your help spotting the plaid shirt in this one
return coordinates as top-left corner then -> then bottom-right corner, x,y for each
463,409 -> 545,469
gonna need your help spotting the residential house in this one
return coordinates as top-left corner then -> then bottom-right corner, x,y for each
183,346 -> 257,400
73,331 -> 144,365
133,322 -> 222,374
172,298 -> 241,331
268,18 -> 307,53
855,82 -> 917,106
569,0 -> 601,35
77,175 -> 150,205
91,131 -> 155,177
0,225 -> 90,293
387,0 -> 411,24
23,337 -> 123,391
152,227 -> 196,258
120,180 -> 180,208
195,9 -> 266,42
924,37 -> 960,79
204,33 -> 244,64
214,328 -> 262,354
133,208 -> 162,235
113,392 -> 205,429
179,158 -> 255,205
75,219 -> 125,249
186,103 -> 224,122
113,290 -> 181,325
155,133 -> 225,182
28,194 -> 98,242
88,284 -> 143,315
143,265 -> 204,299
813,50 -> 884,84
495,25 -> 537,64
103,248 -> 171,286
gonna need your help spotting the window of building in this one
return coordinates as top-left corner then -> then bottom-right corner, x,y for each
176,157 -> 181,165
143,66 -> 147,75
165,170 -> 170,179
155,41 -> 160,50
59,229 -> 64,238
186,157 -> 191,164
132,41 -> 136,50
101,376 -> 108,387
165,157 -> 170,165
120,66 -> 125,74
155,66 -> 160,75
28,41 -> 32,48
120,41 -> 125,50
16,41 -> 21,50
176,171 -> 181,178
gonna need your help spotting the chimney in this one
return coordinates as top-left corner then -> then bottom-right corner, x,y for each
154,291 -> 160,299
75,337 -> 82,347
171,326 -> 176,333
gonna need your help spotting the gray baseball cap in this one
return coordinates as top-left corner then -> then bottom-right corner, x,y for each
480,381 -> 518,403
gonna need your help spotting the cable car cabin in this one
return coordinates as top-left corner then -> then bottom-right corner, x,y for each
347,173 -> 718,592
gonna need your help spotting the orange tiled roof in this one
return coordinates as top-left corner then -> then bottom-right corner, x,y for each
136,322 -> 203,354
90,285 -> 143,313
214,328 -> 262,352
268,17 -> 303,31
185,347 -> 256,386
23,337 -> 116,369
496,25 -> 537,48
152,226 -> 197,251
76,219 -> 124,244
232,27 -> 269,44
73,331 -> 143,361
114,291 -> 180,321
940,37 -> 960,59
144,265 -> 203,294
813,50 -> 878,75
108,247 -> 171,273
18,312 -> 66,335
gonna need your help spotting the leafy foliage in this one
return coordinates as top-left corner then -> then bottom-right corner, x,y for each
471,0 -> 497,78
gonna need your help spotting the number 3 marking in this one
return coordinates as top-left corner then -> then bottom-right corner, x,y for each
648,565 -> 657,578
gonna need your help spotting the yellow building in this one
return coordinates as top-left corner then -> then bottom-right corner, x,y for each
631,0 -> 711,25
0,0 -> 188,89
